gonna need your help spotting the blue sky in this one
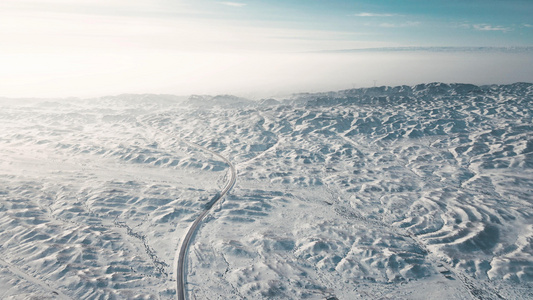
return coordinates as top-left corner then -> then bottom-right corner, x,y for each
2,0 -> 531,53
0,0 -> 532,98
210,0 -> 532,47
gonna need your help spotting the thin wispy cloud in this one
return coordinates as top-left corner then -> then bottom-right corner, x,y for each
217,2 -> 246,7
453,22 -> 472,29
473,24 -> 512,32
354,12 -> 395,17
451,22 -> 514,33
379,21 -> 420,28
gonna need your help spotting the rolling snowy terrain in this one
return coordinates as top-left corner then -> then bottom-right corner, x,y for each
0,83 -> 532,299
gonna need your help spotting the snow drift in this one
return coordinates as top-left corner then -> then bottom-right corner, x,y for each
0,83 -> 531,299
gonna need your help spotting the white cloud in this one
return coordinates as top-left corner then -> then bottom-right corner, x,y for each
354,12 -> 395,17
453,22 -> 513,33
473,24 -> 512,32
217,2 -> 246,7
379,21 -> 420,28
523,23 -> 532,28
454,22 -> 472,29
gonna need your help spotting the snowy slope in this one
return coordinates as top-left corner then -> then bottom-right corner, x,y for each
0,83 -> 532,299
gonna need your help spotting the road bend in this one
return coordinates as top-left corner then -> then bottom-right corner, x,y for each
140,121 -> 236,300
176,142 -> 236,300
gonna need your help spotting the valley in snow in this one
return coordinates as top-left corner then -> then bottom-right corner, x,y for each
0,83 -> 532,299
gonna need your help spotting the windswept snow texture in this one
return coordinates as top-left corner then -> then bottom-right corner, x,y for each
0,83 -> 532,299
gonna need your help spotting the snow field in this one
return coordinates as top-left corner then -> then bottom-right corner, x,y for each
0,83 -> 532,299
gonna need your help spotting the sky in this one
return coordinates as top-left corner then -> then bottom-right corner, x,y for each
1,0 -> 532,98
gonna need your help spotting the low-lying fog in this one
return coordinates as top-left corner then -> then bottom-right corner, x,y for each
1,50 -> 531,99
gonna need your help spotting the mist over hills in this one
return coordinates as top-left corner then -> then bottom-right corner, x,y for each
174,82 -> 532,109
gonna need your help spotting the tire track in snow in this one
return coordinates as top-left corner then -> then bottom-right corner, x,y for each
0,257 -> 71,300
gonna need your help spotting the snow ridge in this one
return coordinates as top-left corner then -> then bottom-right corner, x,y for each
0,82 -> 531,299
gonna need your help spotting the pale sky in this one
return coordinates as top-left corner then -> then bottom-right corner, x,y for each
1,0 -> 532,98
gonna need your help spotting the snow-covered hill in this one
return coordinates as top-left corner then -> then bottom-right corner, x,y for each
0,83 -> 531,299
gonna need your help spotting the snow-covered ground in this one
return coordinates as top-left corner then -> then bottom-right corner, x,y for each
0,83 -> 532,299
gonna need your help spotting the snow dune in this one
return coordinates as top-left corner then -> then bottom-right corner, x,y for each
0,83 -> 532,299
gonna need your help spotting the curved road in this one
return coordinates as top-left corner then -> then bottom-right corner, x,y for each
175,142 -> 236,300
140,120 -> 236,300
